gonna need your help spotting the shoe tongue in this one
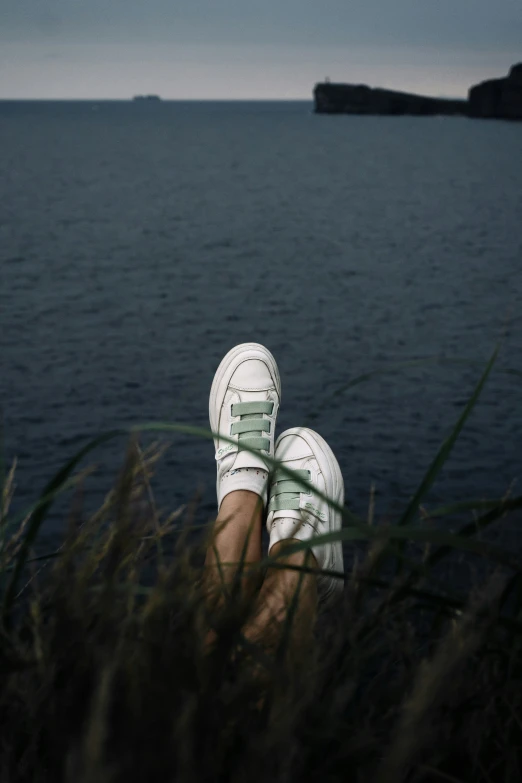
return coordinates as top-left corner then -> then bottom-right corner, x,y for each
233,449 -> 268,471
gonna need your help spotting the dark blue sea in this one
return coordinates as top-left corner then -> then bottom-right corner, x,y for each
1,100 -> 521,553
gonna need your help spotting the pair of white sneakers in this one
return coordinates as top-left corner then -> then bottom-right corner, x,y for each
209,343 -> 344,603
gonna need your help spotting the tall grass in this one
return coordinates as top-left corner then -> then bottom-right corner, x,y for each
0,351 -> 521,782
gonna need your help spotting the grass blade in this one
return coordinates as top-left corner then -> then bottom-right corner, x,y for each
1,429 -> 124,623
397,345 -> 499,528
362,577 -> 522,636
305,354 -> 518,424
426,495 -> 522,571
426,496 -> 522,518
0,415 -> 5,550
254,524 -> 519,570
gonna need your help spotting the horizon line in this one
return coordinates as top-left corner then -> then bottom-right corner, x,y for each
0,95 -> 467,102
0,97 -> 315,102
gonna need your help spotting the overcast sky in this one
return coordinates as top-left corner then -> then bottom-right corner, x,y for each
1,0 -> 520,99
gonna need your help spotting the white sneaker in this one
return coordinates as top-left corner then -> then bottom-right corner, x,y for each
267,427 -> 345,603
209,343 -> 281,510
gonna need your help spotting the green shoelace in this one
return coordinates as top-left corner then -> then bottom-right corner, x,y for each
230,400 -> 274,453
268,468 -> 311,514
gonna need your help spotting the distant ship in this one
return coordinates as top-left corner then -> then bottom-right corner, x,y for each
133,95 -> 162,102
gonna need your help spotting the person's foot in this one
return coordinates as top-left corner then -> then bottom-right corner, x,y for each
209,343 -> 281,510
266,427 -> 344,603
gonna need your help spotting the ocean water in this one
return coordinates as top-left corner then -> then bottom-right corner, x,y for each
1,100 -> 521,551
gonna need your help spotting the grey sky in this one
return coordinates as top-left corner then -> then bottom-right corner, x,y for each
1,1 -> 520,98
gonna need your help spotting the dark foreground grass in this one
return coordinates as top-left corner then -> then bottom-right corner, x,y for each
1,353 -> 521,783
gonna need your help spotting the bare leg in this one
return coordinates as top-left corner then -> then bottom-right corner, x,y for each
243,540 -> 318,658
204,490 -> 264,602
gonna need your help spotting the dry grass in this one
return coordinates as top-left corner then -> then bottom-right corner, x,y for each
0,437 -> 521,783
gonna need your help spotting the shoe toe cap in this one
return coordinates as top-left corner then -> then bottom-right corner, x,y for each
275,430 -> 314,461
230,358 -> 275,391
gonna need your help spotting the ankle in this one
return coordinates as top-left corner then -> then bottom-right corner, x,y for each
219,488 -> 265,516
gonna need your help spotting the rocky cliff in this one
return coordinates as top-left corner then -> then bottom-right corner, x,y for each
314,63 -> 522,120
468,63 -> 522,120
314,83 -> 467,116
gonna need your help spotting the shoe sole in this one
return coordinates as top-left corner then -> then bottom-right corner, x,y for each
209,342 -> 281,451
275,426 -> 345,598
